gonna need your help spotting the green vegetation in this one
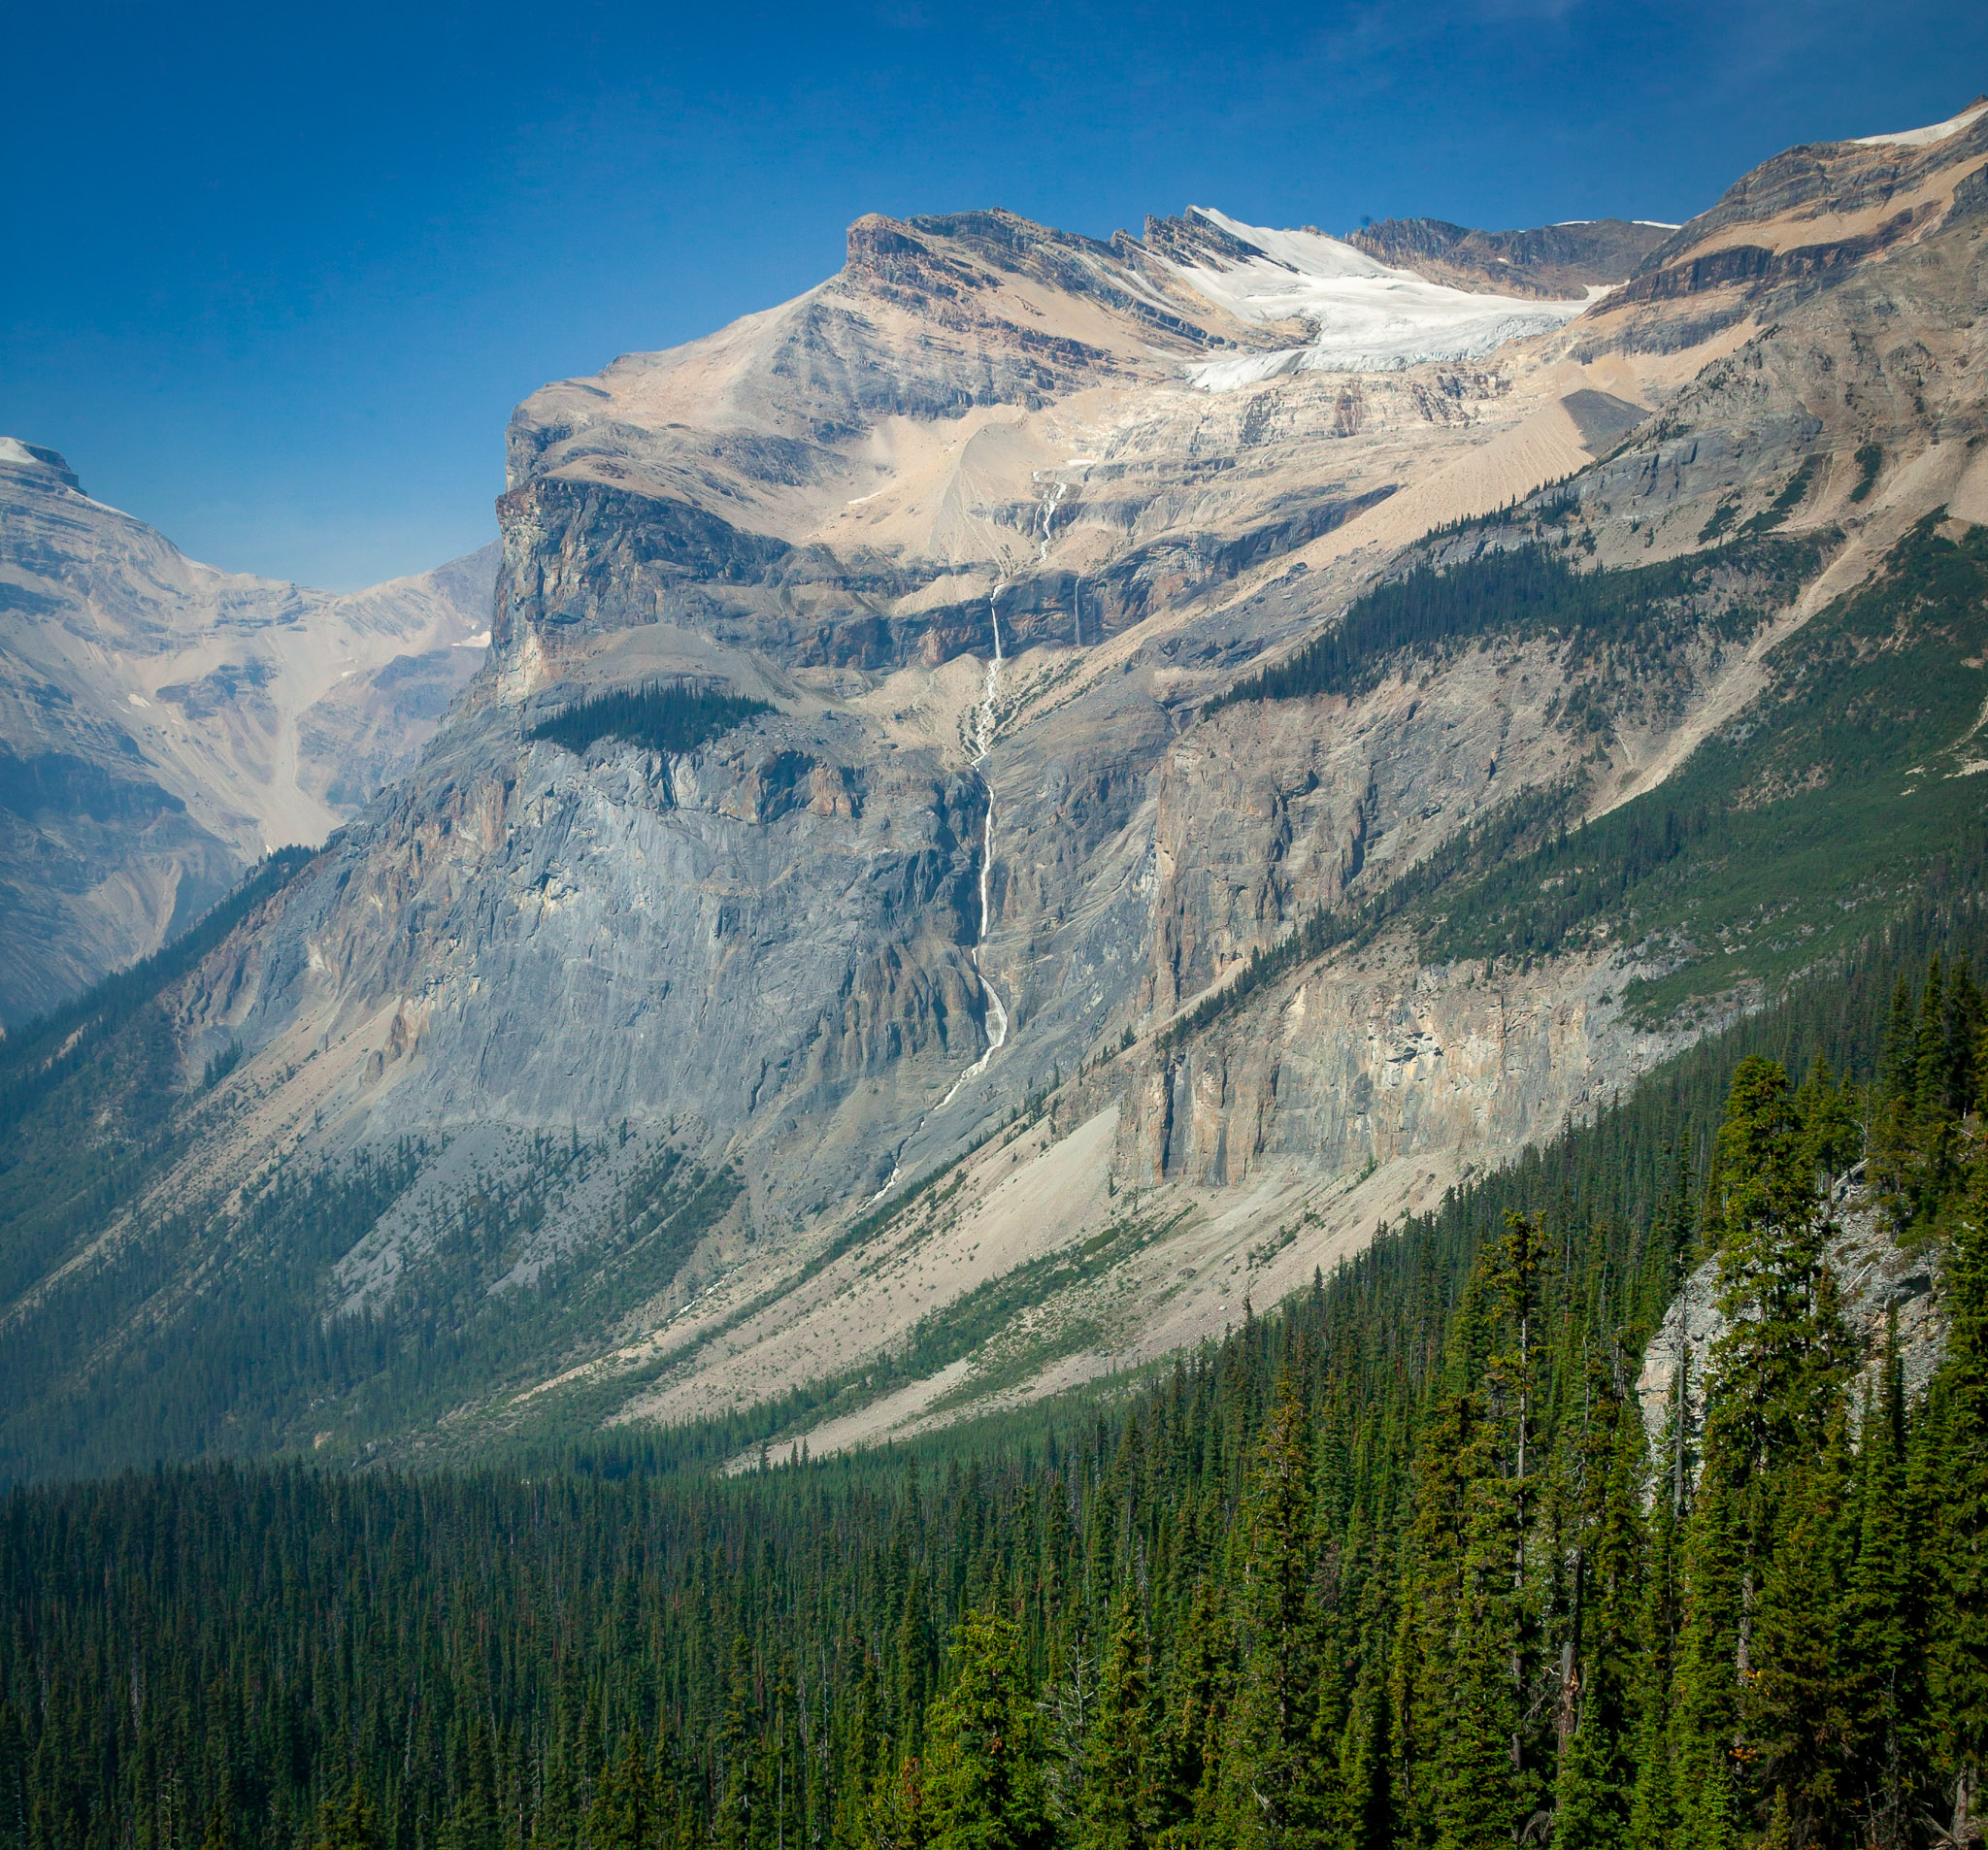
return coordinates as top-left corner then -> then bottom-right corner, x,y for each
528,681 -> 774,759
1739,452 -> 1820,536
4,903 -> 1986,1850
1698,497 -> 1740,545
1188,528 -> 1879,1028
1421,515 -> 1988,1013
0,845 -> 313,1138
1849,444 -> 1884,504
1206,536 -> 1815,714
0,1104 -> 742,1481
1177,511 -> 1986,1039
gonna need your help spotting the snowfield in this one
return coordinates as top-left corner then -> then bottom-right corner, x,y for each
1851,100 -> 1988,149
1164,207 -> 1590,389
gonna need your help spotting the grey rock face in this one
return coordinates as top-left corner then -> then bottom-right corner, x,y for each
1346,217 -> 1673,299
1638,1175 -> 1948,1486
1637,1175 -> 1948,1487
187,665 -> 994,1217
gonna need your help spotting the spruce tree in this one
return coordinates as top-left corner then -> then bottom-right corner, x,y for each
589,1733 -> 654,1850
1079,1587 -> 1157,1850
1220,1372 -> 1341,1850
315,1783 -> 384,1850
1839,1338 -> 1925,1849
1929,1147 -> 1988,1844
718,1635 -> 763,1850
922,1610 -> 1053,1850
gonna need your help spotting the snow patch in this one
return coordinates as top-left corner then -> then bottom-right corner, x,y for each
1164,207 -> 1590,390
1851,101 -> 1988,149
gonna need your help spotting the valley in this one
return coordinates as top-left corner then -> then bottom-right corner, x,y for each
5,68 -> 1988,1850
1,104 -> 1985,1478
0,440 -> 494,1026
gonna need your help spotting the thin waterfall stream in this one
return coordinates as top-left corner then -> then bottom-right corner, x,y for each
868,472 -> 1068,1201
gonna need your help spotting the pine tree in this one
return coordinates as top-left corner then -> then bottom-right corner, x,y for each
860,1751 -> 930,1850
1838,1336 -> 1924,1849
589,1733 -> 654,1850
449,1721 -> 500,1850
1929,1143 -> 1988,1845
718,1635 -> 763,1850
1434,1214 -> 1550,1850
315,1783 -> 384,1850
1156,1574 -> 1226,1844
1743,1452 -> 1849,1845
1705,1058 -> 1843,1479
1555,1371 -> 1646,1850
1220,1372 -> 1342,1850
1872,975 -> 1923,1220
922,1610 -> 1053,1850
1078,1587 -> 1157,1850
1671,1058 -> 1854,1845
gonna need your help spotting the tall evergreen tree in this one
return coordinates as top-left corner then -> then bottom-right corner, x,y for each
1930,1147 -> 1988,1844
1078,1589 -> 1157,1850
922,1612 -> 1053,1850
1220,1374 -> 1341,1850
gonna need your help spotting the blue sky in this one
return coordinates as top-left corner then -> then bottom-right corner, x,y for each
4,1 -> 1982,590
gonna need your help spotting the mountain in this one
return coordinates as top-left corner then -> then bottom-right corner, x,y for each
1345,213 -> 1675,297
0,439 -> 495,1028
3,919 -> 1982,1850
1,100 -> 1985,1475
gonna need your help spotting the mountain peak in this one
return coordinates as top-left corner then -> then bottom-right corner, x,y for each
0,437 -> 82,492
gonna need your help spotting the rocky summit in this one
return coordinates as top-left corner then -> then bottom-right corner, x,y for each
3,101 -> 1987,1474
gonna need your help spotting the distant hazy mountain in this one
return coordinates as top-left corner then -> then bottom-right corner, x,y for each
0,439 -> 494,1027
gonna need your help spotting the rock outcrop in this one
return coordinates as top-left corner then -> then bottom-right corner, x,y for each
1346,216 -> 1673,299
1637,1173 -> 1948,1486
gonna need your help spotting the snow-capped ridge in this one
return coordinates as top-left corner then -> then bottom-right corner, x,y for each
0,436 -> 82,490
1164,207 -> 1588,390
1850,98 -> 1988,149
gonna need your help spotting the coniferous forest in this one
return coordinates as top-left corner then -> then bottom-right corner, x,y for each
4,906 -> 1987,1850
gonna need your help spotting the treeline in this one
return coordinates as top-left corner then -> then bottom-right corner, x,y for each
527,683 -> 773,760
1192,518 -> 1988,1027
3,928 -> 1986,1850
0,1127 -> 746,1485
0,846 -> 313,1140
1205,536 -> 1813,713
1421,517 -> 1988,1012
